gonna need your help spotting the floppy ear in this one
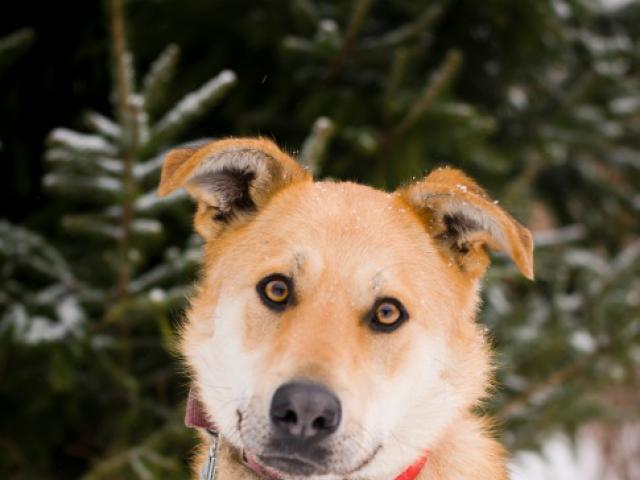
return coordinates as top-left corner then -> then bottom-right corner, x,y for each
157,137 -> 311,240
398,167 -> 534,280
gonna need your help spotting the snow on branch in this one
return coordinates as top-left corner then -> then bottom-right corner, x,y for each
84,111 -> 122,140
151,70 -> 237,145
44,172 -> 122,199
49,128 -> 118,156
142,43 -> 180,111
299,117 -> 334,175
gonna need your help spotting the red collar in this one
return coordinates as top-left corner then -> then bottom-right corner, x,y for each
186,389 -> 428,480
394,455 -> 428,480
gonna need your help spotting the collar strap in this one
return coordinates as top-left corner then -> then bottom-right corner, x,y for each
185,388 -> 217,432
185,389 -> 428,480
394,454 -> 428,480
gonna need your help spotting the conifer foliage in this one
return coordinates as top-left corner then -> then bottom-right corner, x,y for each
2,0 -> 236,477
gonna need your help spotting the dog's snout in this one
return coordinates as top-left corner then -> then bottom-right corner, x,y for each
270,381 -> 341,442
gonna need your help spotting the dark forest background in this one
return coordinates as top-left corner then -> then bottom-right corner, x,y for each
1,0 -> 639,478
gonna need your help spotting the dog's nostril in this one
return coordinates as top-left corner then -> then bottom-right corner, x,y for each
270,381 -> 342,442
280,409 -> 297,424
312,416 -> 327,430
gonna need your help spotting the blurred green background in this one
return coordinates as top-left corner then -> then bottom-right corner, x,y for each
1,0 -> 639,478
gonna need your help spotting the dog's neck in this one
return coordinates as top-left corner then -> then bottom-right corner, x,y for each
416,414 -> 509,480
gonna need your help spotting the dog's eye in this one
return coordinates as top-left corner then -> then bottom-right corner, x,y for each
257,274 -> 293,310
368,298 -> 408,332
376,302 -> 401,324
265,279 -> 289,302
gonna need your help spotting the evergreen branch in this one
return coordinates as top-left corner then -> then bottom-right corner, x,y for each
134,190 -> 188,215
495,341 -> 627,425
291,0 -> 320,27
109,0 -> 138,298
81,422 -> 185,480
383,47 -> 409,116
48,128 -> 118,156
128,247 -> 201,295
141,449 -> 180,471
130,93 -> 150,147
130,218 -> 163,237
89,294 -> 174,334
130,456 -> 152,479
61,216 -> 162,240
0,27 -> 34,55
100,286 -> 194,324
0,27 -> 35,71
84,111 -> 122,140
151,70 -> 236,146
133,153 -> 165,181
43,173 -> 122,199
61,215 -> 122,240
358,4 -> 444,52
323,0 -> 374,81
46,148 -> 124,176
281,35 -> 316,55
379,49 -> 462,151
0,221 -> 77,285
142,44 -> 180,112
109,0 -> 132,126
533,225 -> 587,247
134,138 -> 211,182
299,117 -> 334,175
496,361 -> 585,421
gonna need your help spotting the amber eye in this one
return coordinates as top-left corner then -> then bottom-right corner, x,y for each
265,279 -> 289,302
368,298 -> 408,332
376,302 -> 401,325
257,274 -> 293,311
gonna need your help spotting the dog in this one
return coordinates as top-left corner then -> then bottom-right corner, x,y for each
157,137 -> 534,480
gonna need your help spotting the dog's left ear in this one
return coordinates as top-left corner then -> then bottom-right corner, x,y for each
398,167 -> 534,280
157,137 -> 310,240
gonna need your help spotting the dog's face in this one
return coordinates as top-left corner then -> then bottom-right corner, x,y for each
158,139 -> 533,479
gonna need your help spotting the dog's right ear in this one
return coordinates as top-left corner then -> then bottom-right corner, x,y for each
157,138 -> 311,240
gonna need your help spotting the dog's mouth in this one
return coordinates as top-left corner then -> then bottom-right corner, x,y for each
237,409 -> 382,477
249,448 -> 381,478
241,437 -> 332,477
253,452 -> 323,476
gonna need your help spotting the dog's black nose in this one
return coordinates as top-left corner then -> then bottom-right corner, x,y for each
270,381 -> 341,442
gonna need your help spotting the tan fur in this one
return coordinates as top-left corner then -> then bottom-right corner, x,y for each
158,138 -> 534,479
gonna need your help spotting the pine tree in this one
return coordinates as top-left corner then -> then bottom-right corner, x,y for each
1,0 -> 236,476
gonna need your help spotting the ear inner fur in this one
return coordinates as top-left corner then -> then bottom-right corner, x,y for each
398,168 -> 534,280
186,167 -> 257,222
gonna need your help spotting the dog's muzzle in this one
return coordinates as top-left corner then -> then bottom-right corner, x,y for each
186,386 -> 429,480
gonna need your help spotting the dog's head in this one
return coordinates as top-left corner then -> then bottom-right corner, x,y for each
158,138 -> 533,479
